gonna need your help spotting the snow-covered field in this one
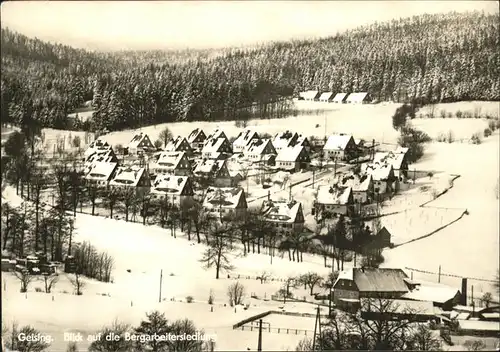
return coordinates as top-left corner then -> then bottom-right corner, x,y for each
383,132 -> 500,297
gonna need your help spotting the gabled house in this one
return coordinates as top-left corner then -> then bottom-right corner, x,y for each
154,151 -> 192,176
275,145 -> 310,172
319,92 -> 335,102
243,138 -> 277,165
205,128 -> 227,144
333,267 -> 409,310
201,137 -> 233,160
289,135 -> 311,153
373,149 -> 409,181
164,136 -> 193,156
203,187 -> 247,220
273,131 -> 299,151
332,93 -> 348,104
84,161 -> 118,188
193,159 -> 231,187
372,226 -> 392,249
150,175 -> 195,209
85,148 -> 119,168
360,298 -> 439,323
337,173 -> 374,204
299,90 -> 321,101
346,92 -> 372,104
361,162 -> 397,196
315,185 -> 354,216
400,280 -> 461,311
261,199 -> 305,234
233,128 -> 260,154
127,132 -> 155,155
323,134 -> 357,161
187,128 -> 207,151
109,165 -> 150,192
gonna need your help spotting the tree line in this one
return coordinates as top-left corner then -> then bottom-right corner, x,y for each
1,11 -> 499,133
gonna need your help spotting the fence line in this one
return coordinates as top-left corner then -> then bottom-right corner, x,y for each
404,267 -> 497,283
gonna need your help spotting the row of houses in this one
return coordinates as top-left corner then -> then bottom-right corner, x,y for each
299,91 -> 373,104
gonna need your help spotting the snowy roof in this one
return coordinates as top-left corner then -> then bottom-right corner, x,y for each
401,282 -> 460,304
346,92 -> 370,102
187,128 -> 206,143
203,187 -> 245,209
206,128 -> 226,143
334,268 -> 408,293
193,159 -> 226,174
336,173 -> 372,192
361,162 -> 394,180
332,93 -> 348,102
244,139 -> 275,155
164,136 -> 188,152
316,185 -> 352,205
319,92 -> 334,100
85,149 -> 116,165
273,130 -> 298,150
202,138 -> 229,154
261,199 -> 303,223
276,145 -> 307,162
155,151 -> 187,171
458,320 -> 500,331
109,166 -> 147,187
324,134 -> 354,151
299,90 -> 320,100
233,128 -> 260,148
373,152 -> 406,170
128,132 -> 151,149
84,161 -> 117,181
84,139 -> 112,157
151,175 -> 189,195
360,298 -> 436,316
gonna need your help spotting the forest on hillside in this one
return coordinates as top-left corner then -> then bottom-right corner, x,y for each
1,11 -> 499,133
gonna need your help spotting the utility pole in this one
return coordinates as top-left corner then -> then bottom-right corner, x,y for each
257,319 -> 263,352
289,184 -> 292,202
334,159 -> 338,178
158,269 -> 163,303
312,306 -> 322,351
312,169 -> 315,188
438,265 -> 441,283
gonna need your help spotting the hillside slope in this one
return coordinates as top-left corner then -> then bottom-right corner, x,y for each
1,11 -> 499,132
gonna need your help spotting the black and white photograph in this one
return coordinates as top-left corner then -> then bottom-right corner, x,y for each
1,1 -> 499,351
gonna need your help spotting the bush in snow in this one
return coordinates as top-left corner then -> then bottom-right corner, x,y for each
186,295 -> 194,303
227,282 -> 246,306
483,128 -> 492,137
208,290 -> 214,305
470,133 -> 482,144
66,341 -> 78,352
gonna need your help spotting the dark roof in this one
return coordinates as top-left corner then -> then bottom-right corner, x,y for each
354,268 -> 409,293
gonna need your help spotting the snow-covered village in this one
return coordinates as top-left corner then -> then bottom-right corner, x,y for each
1,1 -> 500,352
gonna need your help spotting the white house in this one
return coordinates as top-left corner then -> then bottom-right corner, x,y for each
373,149 -> 409,180
84,138 -> 112,159
323,134 -> 357,161
232,128 -> 260,154
243,138 -> 277,164
193,159 -> 232,187
153,151 -> 192,176
201,137 -> 233,160
203,187 -> 247,219
319,92 -> 335,102
127,132 -> 155,155
316,185 -> 354,216
346,92 -> 372,104
109,165 -> 150,192
332,93 -> 348,104
150,175 -> 195,208
275,145 -> 310,172
361,162 -> 397,195
336,173 -> 374,204
187,128 -> 207,151
261,199 -> 305,234
84,161 -> 118,188
273,131 -> 299,151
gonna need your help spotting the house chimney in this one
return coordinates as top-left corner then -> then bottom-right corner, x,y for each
461,278 -> 467,306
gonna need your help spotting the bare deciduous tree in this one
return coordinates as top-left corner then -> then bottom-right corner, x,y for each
299,272 -> 324,295
256,271 -> 271,284
227,281 -> 246,306
13,269 -> 35,293
43,273 -> 59,293
199,230 -> 234,279
69,272 -> 86,295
